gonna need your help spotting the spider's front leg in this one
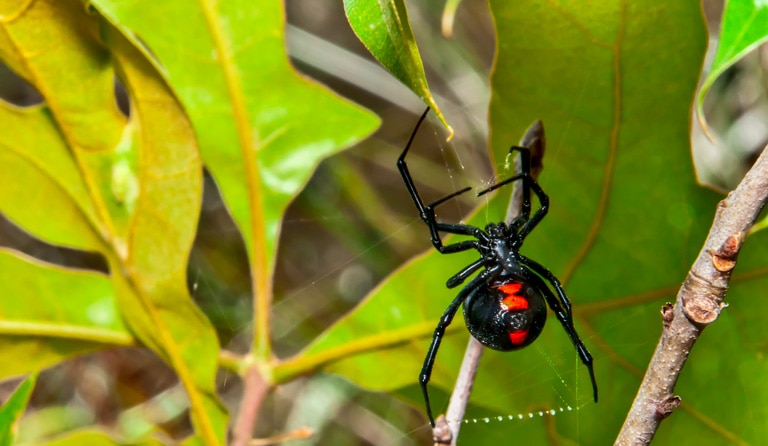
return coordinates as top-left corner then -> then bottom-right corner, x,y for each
445,257 -> 484,288
397,109 -> 489,255
508,146 -> 533,222
474,145 -> 551,245
422,190 -> 486,254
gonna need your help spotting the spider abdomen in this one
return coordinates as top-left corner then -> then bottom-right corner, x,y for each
462,280 -> 547,351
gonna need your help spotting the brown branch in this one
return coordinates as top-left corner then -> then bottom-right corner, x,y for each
432,121 -> 546,445
615,145 -> 768,445
232,364 -> 270,446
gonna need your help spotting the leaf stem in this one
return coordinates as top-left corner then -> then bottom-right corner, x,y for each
218,349 -> 245,374
275,321 -> 459,383
198,0 -> 274,362
0,321 -> 135,346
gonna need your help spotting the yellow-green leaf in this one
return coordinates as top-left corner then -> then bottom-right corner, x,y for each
0,1 -> 227,443
0,103 -> 102,251
39,429 -> 163,446
88,0 -> 380,364
106,27 -> 227,444
0,250 -> 131,378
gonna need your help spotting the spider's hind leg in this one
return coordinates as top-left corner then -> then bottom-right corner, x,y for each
519,255 -> 598,403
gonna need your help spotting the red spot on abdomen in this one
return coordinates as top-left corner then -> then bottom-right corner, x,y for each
509,330 -> 529,345
498,283 -> 528,310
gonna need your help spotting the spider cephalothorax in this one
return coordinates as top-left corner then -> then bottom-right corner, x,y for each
398,109 -> 597,426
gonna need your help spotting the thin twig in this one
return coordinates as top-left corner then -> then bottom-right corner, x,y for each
433,338 -> 484,445
232,364 -> 270,446
615,146 -> 768,445
432,121 -> 546,445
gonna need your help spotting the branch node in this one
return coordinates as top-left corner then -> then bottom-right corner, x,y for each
433,415 -> 452,445
709,231 -> 745,272
655,396 -> 682,420
661,303 -> 674,329
680,273 -> 726,325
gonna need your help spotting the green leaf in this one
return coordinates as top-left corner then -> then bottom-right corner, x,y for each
697,0 -> 768,131
88,0 -> 380,363
0,249 -> 132,377
105,27 -> 228,444
343,0 -> 452,135
0,375 -> 36,446
0,102 -> 103,252
43,430 -> 163,446
288,2 -> 768,444
0,1 -> 124,154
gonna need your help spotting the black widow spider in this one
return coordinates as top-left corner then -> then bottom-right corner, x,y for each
397,109 -> 597,426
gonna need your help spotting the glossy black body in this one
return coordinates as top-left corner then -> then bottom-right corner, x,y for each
463,279 -> 547,351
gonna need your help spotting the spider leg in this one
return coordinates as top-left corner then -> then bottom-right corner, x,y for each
426,220 -> 491,252
398,108 -> 489,254
521,255 -> 572,318
476,146 -> 532,218
516,178 -> 549,241
420,268 -> 496,426
477,171 -> 549,243
423,194 -> 488,253
476,173 -> 527,197
446,258 -> 484,288
519,255 -> 597,403
397,108 -> 434,221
